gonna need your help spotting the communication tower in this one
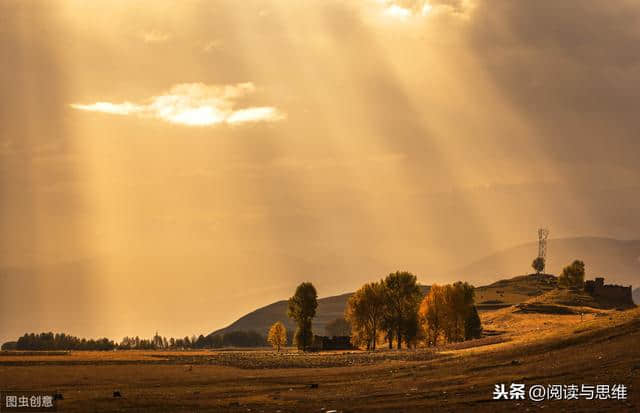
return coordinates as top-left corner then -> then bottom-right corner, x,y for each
538,228 -> 549,260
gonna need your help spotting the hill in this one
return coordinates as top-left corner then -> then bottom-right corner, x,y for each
448,237 -> 640,287
211,286 -> 430,337
475,273 -> 557,310
211,275 -> 561,337
210,292 -> 352,338
211,236 -> 640,338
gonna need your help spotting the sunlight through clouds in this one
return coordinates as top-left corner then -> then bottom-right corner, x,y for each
70,83 -> 285,126
378,0 -> 433,19
384,4 -> 412,19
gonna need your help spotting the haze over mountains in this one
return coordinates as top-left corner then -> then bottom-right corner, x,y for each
449,237 -> 640,287
2,236 -> 639,345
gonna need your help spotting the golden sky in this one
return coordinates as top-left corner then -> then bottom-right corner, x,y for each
1,0 -> 640,342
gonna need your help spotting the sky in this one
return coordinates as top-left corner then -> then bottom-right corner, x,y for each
1,0 -> 640,343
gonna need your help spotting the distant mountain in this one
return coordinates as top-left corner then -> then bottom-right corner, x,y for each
448,237 -> 640,288
633,288 -> 640,305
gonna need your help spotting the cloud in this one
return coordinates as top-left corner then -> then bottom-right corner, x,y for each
465,0 -> 640,166
376,0 -> 469,19
384,4 -> 413,19
70,102 -> 143,115
376,1 -> 440,18
70,83 -> 286,126
139,29 -> 171,43
202,39 -> 223,53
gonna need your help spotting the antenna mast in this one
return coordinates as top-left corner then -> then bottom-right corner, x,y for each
538,228 -> 550,260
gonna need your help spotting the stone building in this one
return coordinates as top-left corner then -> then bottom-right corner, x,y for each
584,277 -> 634,305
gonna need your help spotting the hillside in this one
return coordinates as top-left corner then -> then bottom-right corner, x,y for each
210,292 -> 352,338
211,236 -> 640,338
211,286 -> 429,337
475,273 -> 557,310
448,237 -> 640,287
211,275 -> 561,337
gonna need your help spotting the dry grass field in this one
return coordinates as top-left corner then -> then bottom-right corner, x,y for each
2,305 -> 639,412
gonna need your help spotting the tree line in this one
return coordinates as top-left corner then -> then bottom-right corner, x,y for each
346,272 -> 482,350
6,332 -> 117,351
279,271 -> 482,352
3,330 -> 271,351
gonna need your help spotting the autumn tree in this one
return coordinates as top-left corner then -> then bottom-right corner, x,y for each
267,321 -> 287,351
419,282 -> 481,345
287,282 -> 318,351
532,257 -> 545,274
444,282 -> 476,342
383,271 -> 423,349
419,284 -> 447,346
345,281 -> 387,350
558,260 -> 585,288
325,317 -> 351,337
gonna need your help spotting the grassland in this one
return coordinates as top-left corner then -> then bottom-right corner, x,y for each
2,302 -> 639,412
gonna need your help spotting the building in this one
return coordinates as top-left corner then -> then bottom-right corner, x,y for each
584,277 -> 634,305
310,335 -> 354,351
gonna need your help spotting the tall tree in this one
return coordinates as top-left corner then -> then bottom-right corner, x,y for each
419,284 -> 447,346
267,321 -> 288,351
345,281 -> 387,350
383,271 -> 422,349
420,282 -> 481,345
287,282 -> 318,351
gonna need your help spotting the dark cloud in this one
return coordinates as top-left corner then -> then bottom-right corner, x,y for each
467,0 -> 640,168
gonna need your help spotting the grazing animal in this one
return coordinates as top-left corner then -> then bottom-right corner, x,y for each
113,391 -> 122,398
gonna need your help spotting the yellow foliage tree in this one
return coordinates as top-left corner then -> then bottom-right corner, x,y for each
345,281 -> 387,350
419,284 -> 447,346
419,282 -> 480,346
267,321 -> 287,351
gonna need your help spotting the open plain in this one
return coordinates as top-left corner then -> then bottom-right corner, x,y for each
2,305 -> 638,412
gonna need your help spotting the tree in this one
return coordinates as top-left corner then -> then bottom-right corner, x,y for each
559,260 -> 585,288
532,257 -> 545,274
267,321 -> 288,351
383,271 -> 423,349
325,318 -> 351,337
464,305 -> 483,340
419,285 -> 447,346
345,281 -> 387,350
443,282 -> 476,343
401,310 -> 422,348
419,282 -> 481,345
287,282 -> 318,351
